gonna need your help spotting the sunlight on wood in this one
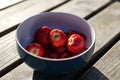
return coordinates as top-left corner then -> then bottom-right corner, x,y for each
0,0 -> 23,9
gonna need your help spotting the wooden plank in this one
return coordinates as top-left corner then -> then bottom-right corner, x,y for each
0,0 -> 110,71
0,0 -> 65,32
52,0 -> 110,17
70,32 -> 120,80
88,2 -> 120,52
0,30 -> 20,71
0,0 -> 24,10
0,63 -> 33,80
80,2 -> 120,80
1,0 -> 116,80
0,0 -> 66,70
81,41 -> 120,80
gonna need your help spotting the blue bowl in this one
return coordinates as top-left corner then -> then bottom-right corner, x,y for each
16,12 -> 95,74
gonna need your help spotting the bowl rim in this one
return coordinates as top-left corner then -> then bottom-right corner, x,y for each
16,12 -> 95,61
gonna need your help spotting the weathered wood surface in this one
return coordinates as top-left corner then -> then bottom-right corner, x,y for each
80,2 -> 120,80
81,41 -> 120,80
0,30 -> 20,71
0,0 -> 24,10
0,0 -> 66,71
88,2 -> 120,52
52,0 -> 109,17
1,0 -> 120,80
0,63 -> 33,80
0,0 -> 65,32
0,0 -> 110,72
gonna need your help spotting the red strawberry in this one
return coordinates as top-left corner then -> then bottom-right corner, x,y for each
44,49 -> 51,58
69,52 -> 78,57
49,29 -> 67,47
66,30 -> 86,41
66,30 -> 76,38
26,43 -> 45,57
49,52 -> 59,59
60,52 -> 69,58
34,26 -> 51,44
42,44 -> 51,50
55,46 -> 66,53
67,34 -> 86,53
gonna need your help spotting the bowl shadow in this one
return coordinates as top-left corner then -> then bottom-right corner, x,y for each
32,67 -> 109,80
80,67 -> 109,80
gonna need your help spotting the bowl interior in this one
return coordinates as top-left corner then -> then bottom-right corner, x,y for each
17,12 -> 94,59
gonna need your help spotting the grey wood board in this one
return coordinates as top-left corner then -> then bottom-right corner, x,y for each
0,0 -> 66,32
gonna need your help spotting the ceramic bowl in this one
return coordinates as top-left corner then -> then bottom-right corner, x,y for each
16,12 -> 95,74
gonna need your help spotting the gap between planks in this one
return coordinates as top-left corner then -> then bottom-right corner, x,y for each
84,0 -> 115,20
0,0 -> 71,37
0,0 -> 71,77
0,32 -> 119,78
71,32 -> 120,80
0,0 -> 114,37
0,0 -> 28,11
0,0 -> 118,78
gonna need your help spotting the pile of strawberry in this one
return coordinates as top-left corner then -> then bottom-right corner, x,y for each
26,26 -> 86,59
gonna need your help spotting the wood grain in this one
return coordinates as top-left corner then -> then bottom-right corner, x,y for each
1,0 -> 119,80
0,63 -> 33,80
81,2 -> 120,80
0,0 -> 65,32
0,30 -> 20,71
81,41 -> 120,80
0,0 -> 110,71
0,0 -> 66,70
0,0 -> 24,10
52,0 -> 109,17
88,2 -> 120,52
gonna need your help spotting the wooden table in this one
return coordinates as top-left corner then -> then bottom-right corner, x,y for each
0,0 -> 120,80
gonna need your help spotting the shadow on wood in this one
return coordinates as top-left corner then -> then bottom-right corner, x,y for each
80,67 -> 109,80
33,67 -> 109,80
33,70 -> 74,80
33,33 -> 120,80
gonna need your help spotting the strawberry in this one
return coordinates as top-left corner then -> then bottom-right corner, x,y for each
26,43 -> 45,57
49,52 -> 59,59
67,34 -> 86,53
60,52 -> 69,58
55,46 -> 66,53
34,26 -> 51,44
42,44 -> 51,50
66,30 -> 86,41
44,49 -> 51,58
69,52 -> 78,57
49,29 -> 67,47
